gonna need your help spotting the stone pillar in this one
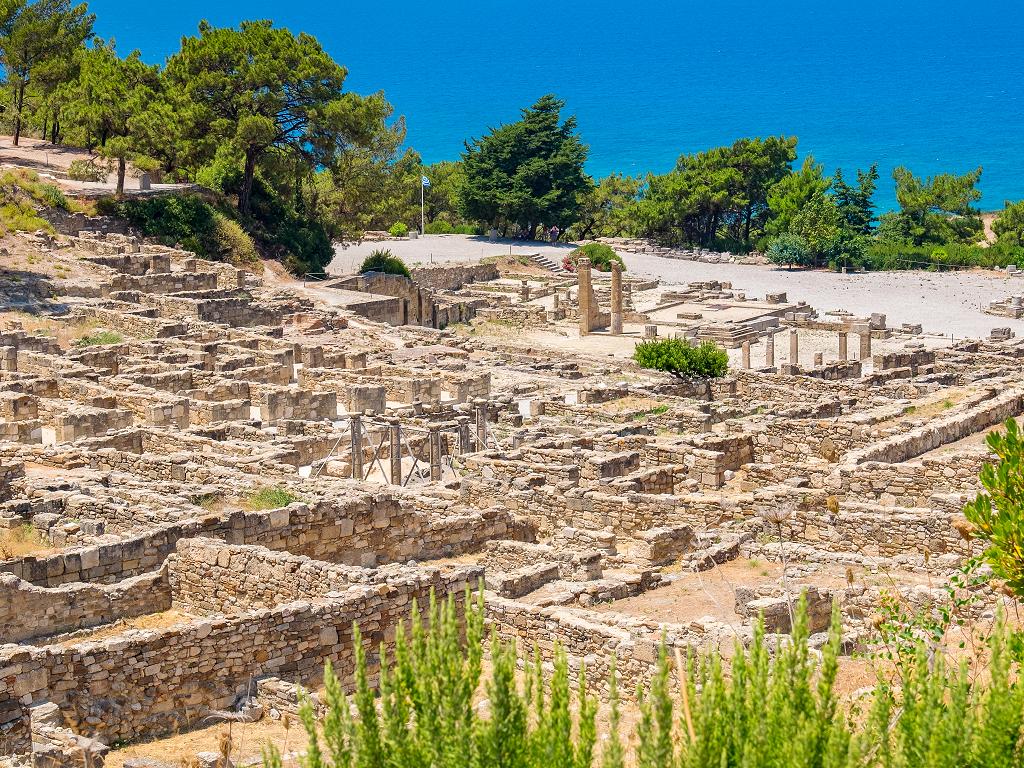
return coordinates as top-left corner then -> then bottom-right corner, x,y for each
577,257 -> 594,336
0,346 -> 17,372
235,269 -> 246,290
474,400 -> 488,450
456,416 -> 472,455
860,330 -> 872,360
765,332 -> 775,367
389,419 -> 402,485
428,427 -> 443,481
519,280 -> 531,302
349,413 -> 363,480
838,331 -> 848,361
552,292 -> 560,311
610,262 -> 624,335
644,324 -> 658,339
741,340 -> 751,369
814,352 -> 823,367
789,330 -> 799,366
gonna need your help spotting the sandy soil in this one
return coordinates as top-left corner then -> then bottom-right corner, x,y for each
331,235 -> 1024,339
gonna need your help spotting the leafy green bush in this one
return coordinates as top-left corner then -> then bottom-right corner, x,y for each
766,232 -> 812,267
389,222 -> 409,237
244,486 -> 301,511
212,213 -> 260,267
67,159 -> 108,183
281,590 -> 1024,768
633,338 -> 728,379
75,330 -> 124,347
857,241 -> 1022,271
424,220 -> 481,235
567,242 -> 625,273
359,249 -> 411,278
965,418 -> 1024,597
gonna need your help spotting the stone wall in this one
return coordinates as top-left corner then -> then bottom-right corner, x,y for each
0,567 -> 477,747
0,568 -> 170,643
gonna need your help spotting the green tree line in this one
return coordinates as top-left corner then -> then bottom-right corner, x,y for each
2,0 -> 1022,274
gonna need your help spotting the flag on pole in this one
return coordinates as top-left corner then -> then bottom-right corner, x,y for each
421,176 -> 431,188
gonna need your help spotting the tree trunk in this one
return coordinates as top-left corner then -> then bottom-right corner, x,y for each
41,116 -> 47,144
239,150 -> 258,215
12,82 -> 26,147
51,120 -> 59,145
116,156 -> 126,198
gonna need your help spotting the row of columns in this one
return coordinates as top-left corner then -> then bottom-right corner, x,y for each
578,258 -> 626,337
346,402 -> 490,484
738,329 -> 872,369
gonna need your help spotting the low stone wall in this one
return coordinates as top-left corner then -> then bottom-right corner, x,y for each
846,389 -> 1022,465
0,568 -> 170,643
0,567 -> 478,748
410,262 -> 499,291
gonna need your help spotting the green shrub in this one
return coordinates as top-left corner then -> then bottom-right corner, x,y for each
359,249 -> 411,278
212,213 -> 260,267
567,242 -> 625,273
244,486 -> 301,511
965,418 -> 1024,597
67,159 -> 108,183
389,222 -> 409,238
423,220 -> 481,235
281,590 -> 1024,768
633,337 -> 728,379
857,241 -> 1022,271
75,330 -> 124,347
766,232 -> 812,267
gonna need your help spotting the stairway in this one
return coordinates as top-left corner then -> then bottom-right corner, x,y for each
527,251 -> 561,273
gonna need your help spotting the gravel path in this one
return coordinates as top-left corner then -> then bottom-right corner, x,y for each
329,235 -> 1024,339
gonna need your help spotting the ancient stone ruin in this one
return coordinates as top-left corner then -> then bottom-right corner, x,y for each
0,226 -> 1020,766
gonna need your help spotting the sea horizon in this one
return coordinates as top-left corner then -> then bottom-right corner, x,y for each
87,0 -> 1024,212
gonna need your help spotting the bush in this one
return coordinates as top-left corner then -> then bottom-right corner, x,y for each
212,213 -> 260,268
567,242 -> 625,273
389,222 -> 409,238
282,590 -> 1024,768
859,241 -> 1022,271
766,232 -> 812,267
75,330 -> 124,347
359,249 -> 411,278
633,337 -> 728,379
67,158 -> 108,183
244,486 -> 301,511
424,220 -> 481,235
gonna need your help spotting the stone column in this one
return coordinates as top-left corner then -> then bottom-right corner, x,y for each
456,416 -> 472,455
519,280 -> 531,302
765,332 -> 775,367
644,324 -> 658,339
474,400 -> 488,450
741,340 -> 751,369
577,257 -> 594,336
389,418 -> 402,485
552,292 -> 560,311
349,413 -> 364,480
860,330 -> 872,360
235,269 -> 246,290
610,262 -> 624,335
814,352 -> 823,366
428,427 -> 443,481
838,331 -> 848,361
789,330 -> 799,366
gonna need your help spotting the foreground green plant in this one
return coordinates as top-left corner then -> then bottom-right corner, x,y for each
271,591 -> 1023,768
633,338 -> 728,379
965,418 -> 1024,598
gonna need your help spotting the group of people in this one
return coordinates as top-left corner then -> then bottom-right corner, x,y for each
516,223 -> 560,242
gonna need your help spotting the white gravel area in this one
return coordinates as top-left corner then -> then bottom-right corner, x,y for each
329,235 -> 1024,340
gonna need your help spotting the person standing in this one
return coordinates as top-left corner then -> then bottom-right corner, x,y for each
550,224 -> 560,243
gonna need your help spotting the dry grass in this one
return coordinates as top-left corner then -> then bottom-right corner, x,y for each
0,523 -> 53,560
55,609 -> 194,647
0,311 -> 121,349
105,718 -> 305,768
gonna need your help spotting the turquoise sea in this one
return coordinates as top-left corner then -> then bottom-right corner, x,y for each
89,0 -> 1024,211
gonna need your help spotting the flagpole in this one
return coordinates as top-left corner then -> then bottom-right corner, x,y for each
420,177 -> 425,235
